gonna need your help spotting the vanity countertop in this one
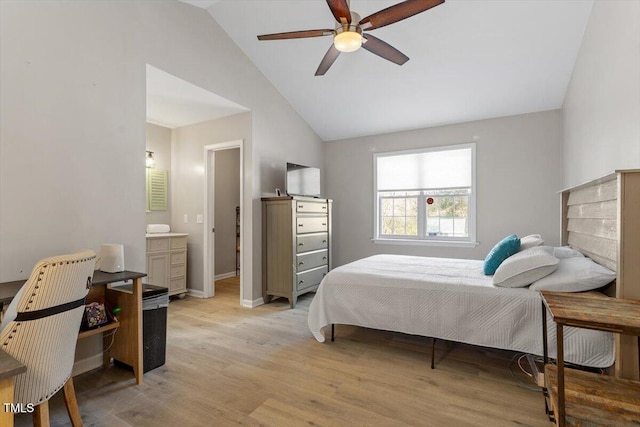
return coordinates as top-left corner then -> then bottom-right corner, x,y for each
145,232 -> 189,238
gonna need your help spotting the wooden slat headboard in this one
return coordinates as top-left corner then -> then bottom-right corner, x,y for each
561,169 -> 640,381
562,176 -> 617,271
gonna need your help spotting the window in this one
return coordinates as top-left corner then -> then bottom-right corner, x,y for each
374,143 -> 476,245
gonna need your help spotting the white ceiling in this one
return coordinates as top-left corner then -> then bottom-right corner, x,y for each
182,0 -> 593,141
146,64 -> 248,129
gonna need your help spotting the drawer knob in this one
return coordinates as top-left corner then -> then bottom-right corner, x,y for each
322,223 -> 327,226
299,280 -> 304,284
322,206 -> 326,209
322,256 -> 327,260
322,240 -> 327,243
299,261 -> 305,265
322,273 -> 327,277
298,224 -> 303,227
298,243 -> 304,246
299,205 -> 304,208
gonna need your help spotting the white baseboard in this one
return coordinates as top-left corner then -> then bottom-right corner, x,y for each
187,289 -> 205,298
214,271 -> 238,281
242,297 -> 264,308
72,353 -> 103,376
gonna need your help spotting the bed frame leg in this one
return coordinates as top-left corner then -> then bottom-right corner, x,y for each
431,337 -> 436,369
331,324 -> 335,342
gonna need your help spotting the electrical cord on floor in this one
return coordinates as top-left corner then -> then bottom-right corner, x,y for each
102,328 -> 118,353
509,352 -> 606,392
509,353 -> 541,392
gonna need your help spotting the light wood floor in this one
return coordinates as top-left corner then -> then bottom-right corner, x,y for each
16,276 -> 550,426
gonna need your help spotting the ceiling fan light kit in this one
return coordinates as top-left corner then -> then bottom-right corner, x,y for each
257,0 -> 445,75
334,30 -> 362,53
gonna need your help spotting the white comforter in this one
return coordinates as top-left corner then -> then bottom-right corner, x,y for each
308,254 -> 614,368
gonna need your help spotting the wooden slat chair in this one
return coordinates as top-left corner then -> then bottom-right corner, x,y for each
0,250 -> 96,426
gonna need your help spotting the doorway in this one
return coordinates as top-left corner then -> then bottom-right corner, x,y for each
203,140 -> 243,303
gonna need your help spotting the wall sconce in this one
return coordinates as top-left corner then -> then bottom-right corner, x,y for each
146,150 -> 156,168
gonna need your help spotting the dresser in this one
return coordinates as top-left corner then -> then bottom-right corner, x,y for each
145,233 -> 188,297
262,196 -> 332,308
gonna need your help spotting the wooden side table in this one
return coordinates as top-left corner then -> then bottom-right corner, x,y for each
541,291 -> 640,427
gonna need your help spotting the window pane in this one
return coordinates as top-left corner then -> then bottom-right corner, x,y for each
381,198 -> 393,216
393,199 -> 406,216
426,195 -> 469,237
382,216 -> 393,235
379,195 -> 418,236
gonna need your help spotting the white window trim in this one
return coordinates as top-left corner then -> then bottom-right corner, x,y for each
372,142 -> 477,247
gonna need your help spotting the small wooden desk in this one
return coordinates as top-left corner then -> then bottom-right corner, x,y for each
541,291 -> 640,427
89,271 -> 146,385
0,270 -> 146,385
0,350 -> 27,427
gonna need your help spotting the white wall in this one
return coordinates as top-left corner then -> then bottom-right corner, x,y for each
562,0 -> 640,188
325,111 -> 563,267
145,123 -> 172,226
1,0 -> 323,372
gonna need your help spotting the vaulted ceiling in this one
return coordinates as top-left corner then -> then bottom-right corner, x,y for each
181,0 -> 594,141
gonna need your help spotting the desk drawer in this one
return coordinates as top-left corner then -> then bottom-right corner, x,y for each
296,266 -> 328,291
296,249 -> 328,272
296,201 -> 328,213
147,238 -> 170,252
296,233 -> 328,253
296,216 -> 328,234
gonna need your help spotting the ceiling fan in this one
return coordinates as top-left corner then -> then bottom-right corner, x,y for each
257,0 -> 445,76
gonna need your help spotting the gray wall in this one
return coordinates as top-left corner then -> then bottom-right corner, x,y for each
171,109 -> 323,297
172,114 -> 248,294
325,110 -> 563,267
562,0 -> 640,188
145,123 -> 172,226
0,0 -> 322,372
214,148 -> 240,277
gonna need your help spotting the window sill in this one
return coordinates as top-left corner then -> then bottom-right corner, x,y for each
372,238 -> 479,248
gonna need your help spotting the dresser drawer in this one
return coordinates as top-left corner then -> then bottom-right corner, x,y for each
296,233 -> 328,253
296,266 -> 328,291
147,238 -> 170,252
171,252 -> 186,265
170,264 -> 185,278
296,249 -> 328,272
296,201 -> 328,214
296,216 -> 328,234
171,237 -> 187,250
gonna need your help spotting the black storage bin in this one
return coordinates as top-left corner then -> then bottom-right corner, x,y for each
113,284 -> 168,373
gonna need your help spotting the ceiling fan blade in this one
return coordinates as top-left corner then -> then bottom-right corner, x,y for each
362,34 -> 409,65
326,0 -> 351,24
360,0 -> 444,31
258,29 -> 334,41
315,45 -> 341,76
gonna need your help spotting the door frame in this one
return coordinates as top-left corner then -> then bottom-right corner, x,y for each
203,140 -> 244,302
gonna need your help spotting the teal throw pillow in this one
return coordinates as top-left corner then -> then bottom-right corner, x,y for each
484,234 -> 521,275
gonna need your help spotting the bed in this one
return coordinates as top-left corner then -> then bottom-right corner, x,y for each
308,170 -> 640,370
307,254 -> 613,367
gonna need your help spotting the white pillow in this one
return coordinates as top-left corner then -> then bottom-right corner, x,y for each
493,246 -> 559,288
529,256 -> 616,292
519,234 -> 544,251
553,246 -> 585,259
